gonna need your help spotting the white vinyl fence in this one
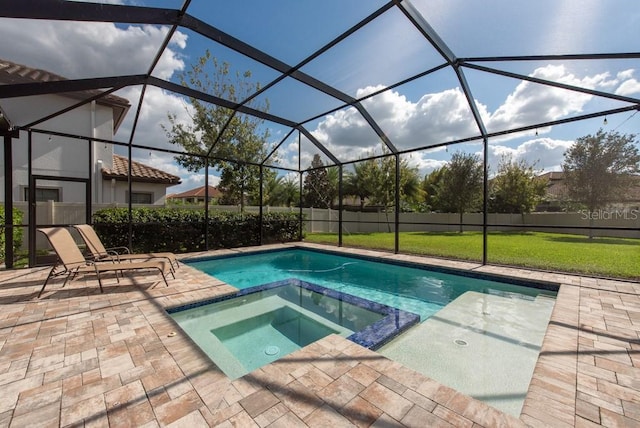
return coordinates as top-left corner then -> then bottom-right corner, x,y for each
9,202 -> 640,251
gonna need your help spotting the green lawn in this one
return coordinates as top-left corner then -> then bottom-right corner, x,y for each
304,231 -> 640,280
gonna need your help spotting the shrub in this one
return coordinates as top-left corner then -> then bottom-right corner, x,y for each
92,207 -> 302,253
0,206 -> 24,262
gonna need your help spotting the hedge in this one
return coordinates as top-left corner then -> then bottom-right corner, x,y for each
92,207 -> 302,253
0,206 -> 24,262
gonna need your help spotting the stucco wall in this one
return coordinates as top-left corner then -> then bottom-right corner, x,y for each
1,93 -> 113,203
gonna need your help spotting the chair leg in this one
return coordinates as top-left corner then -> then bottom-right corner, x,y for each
95,269 -> 105,293
37,267 -> 55,298
63,268 -> 77,288
159,270 -> 169,287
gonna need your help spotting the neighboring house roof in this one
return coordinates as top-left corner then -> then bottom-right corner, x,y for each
0,58 -> 131,131
102,155 -> 181,185
167,185 -> 222,199
538,171 -> 567,200
539,171 -> 640,202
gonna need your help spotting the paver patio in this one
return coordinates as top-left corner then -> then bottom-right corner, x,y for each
0,242 -> 638,427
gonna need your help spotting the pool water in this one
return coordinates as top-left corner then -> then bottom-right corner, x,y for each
212,306 -> 339,375
169,280 -> 419,379
183,248 -> 559,416
187,248 -> 557,320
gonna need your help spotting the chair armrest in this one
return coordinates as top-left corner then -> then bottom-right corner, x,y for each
105,246 -> 132,255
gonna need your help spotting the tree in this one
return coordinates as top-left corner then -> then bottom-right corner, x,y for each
344,159 -> 376,211
563,129 -> 640,237
253,169 -> 280,206
435,151 -> 483,232
489,156 -> 547,214
368,154 -> 422,212
303,154 -> 332,208
163,50 -> 272,211
261,174 -> 300,207
421,166 -> 448,212
278,175 -> 301,207
343,149 -> 422,213
326,166 -> 340,209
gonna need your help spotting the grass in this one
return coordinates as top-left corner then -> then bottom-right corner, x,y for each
304,231 -> 640,280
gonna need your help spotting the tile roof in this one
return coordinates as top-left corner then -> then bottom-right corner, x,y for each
0,57 -> 130,130
102,154 -> 181,185
167,185 -> 222,199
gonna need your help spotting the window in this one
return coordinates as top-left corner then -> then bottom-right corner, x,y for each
128,192 -> 153,204
24,187 -> 61,202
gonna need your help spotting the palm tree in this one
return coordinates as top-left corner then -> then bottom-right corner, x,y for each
344,160 -> 376,210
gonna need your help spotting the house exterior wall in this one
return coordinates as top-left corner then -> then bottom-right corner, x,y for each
104,180 -> 170,205
1,93 -> 170,205
1,93 -> 114,203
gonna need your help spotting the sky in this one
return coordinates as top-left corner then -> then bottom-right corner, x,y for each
1,0 -> 639,194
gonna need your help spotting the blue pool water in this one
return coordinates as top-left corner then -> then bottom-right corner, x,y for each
169,280 -> 419,379
186,248 -> 557,321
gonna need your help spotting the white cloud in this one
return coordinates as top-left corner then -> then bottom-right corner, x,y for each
306,64 -> 626,165
488,138 -> 573,173
310,85 -> 483,162
0,19 -> 186,80
617,69 -> 635,80
616,78 -> 640,96
116,86 -> 192,150
486,65 -> 604,131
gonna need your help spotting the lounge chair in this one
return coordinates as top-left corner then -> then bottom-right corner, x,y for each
37,227 -> 173,297
73,224 -> 179,271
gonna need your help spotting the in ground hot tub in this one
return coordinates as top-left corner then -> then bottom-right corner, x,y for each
168,279 -> 419,379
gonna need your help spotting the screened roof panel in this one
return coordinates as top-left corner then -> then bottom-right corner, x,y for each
361,67 -> 481,151
0,18 -> 169,80
413,0 -> 640,58
467,59 -> 640,104
463,67 -> 637,136
299,6 -> 445,96
251,76 -> 346,124
127,85 -> 196,153
186,0 -> 389,65
483,115 -> 632,175
308,106 -> 387,163
215,111 -> 279,164
0,0 -> 638,190
299,131 -> 337,170
262,126 -> 298,169
166,27 -> 281,105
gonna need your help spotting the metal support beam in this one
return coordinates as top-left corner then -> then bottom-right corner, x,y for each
482,137 -> 489,265
0,75 -> 146,99
3,134 -> 13,268
297,126 -> 341,166
338,165 -> 343,247
0,0 -> 180,25
204,158 -> 209,250
259,166 -> 264,246
395,154 -> 400,254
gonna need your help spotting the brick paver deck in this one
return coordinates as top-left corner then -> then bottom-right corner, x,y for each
0,243 -> 638,427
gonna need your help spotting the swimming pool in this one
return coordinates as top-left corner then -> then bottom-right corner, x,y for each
182,247 -> 559,416
186,248 -> 557,320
